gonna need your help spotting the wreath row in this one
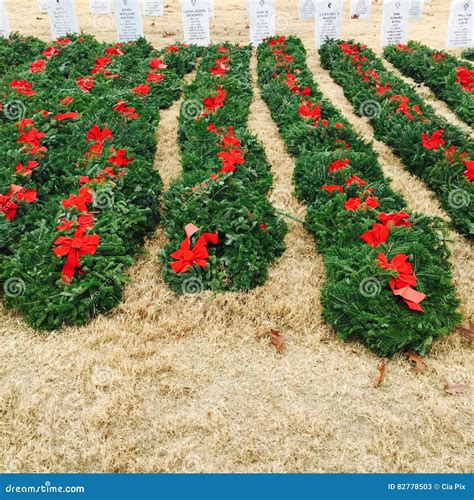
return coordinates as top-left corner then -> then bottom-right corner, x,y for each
319,40 -> 473,238
0,34 -> 199,330
161,44 -> 287,293
257,35 -> 461,356
0,33 -> 47,78
384,41 -> 473,127
461,48 -> 474,62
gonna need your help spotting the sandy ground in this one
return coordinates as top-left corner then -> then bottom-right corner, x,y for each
1,0 -> 473,473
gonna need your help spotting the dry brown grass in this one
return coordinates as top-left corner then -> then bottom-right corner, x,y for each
0,0 -> 472,473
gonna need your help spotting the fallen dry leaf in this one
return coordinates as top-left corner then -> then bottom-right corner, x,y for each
270,329 -> 286,354
458,322 -> 474,342
256,326 -> 286,353
406,352 -> 427,373
444,382 -> 468,395
256,325 -> 268,339
371,358 -> 387,388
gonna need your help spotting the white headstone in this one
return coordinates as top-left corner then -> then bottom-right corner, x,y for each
38,0 -> 49,13
315,0 -> 344,49
445,0 -> 473,48
208,0 -> 215,17
299,0 -> 316,19
47,0 -> 79,40
409,0 -> 424,19
143,0 -> 164,16
90,0 -> 112,14
248,0 -> 275,47
181,0 -> 210,47
0,0 -> 10,38
350,0 -> 371,19
380,0 -> 410,48
113,0 -> 144,42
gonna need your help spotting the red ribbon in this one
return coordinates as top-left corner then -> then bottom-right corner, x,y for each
170,224 -> 218,274
377,253 -> 426,312
53,233 -> 100,283
0,185 -> 37,220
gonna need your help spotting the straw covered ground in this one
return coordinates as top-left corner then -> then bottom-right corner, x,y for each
0,0 -> 472,473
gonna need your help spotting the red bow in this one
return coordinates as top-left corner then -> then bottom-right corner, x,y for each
361,223 -> 389,248
10,79 -> 36,96
421,129 -> 445,151
202,87 -> 227,112
455,66 -> 473,92
86,125 -> 113,143
298,100 -> 321,121
219,127 -> 241,148
30,59 -> 46,73
376,253 -> 426,312
210,57 -> 230,76
77,76 -> 94,92
149,58 -> 168,70
15,160 -> 39,177
462,159 -> 474,182
147,71 -> 165,83
217,148 -> 245,173
17,122 -> 47,156
170,224 -> 218,274
132,84 -> 150,96
0,185 -> 37,220
53,233 -> 100,283
53,112 -> 80,121
329,158 -> 350,172
346,175 -> 366,187
62,187 -> 93,212
113,100 -> 139,120
108,148 -> 134,168
0,196 -> 18,220
378,211 -> 411,227
322,184 -> 344,193
361,211 -> 411,248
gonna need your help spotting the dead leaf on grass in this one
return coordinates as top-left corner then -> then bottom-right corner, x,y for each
406,352 -> 427,373
444,382 -> 468,395
458,322 -> 474,342
270,329 -> 286,354
370,358 -> 388,388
